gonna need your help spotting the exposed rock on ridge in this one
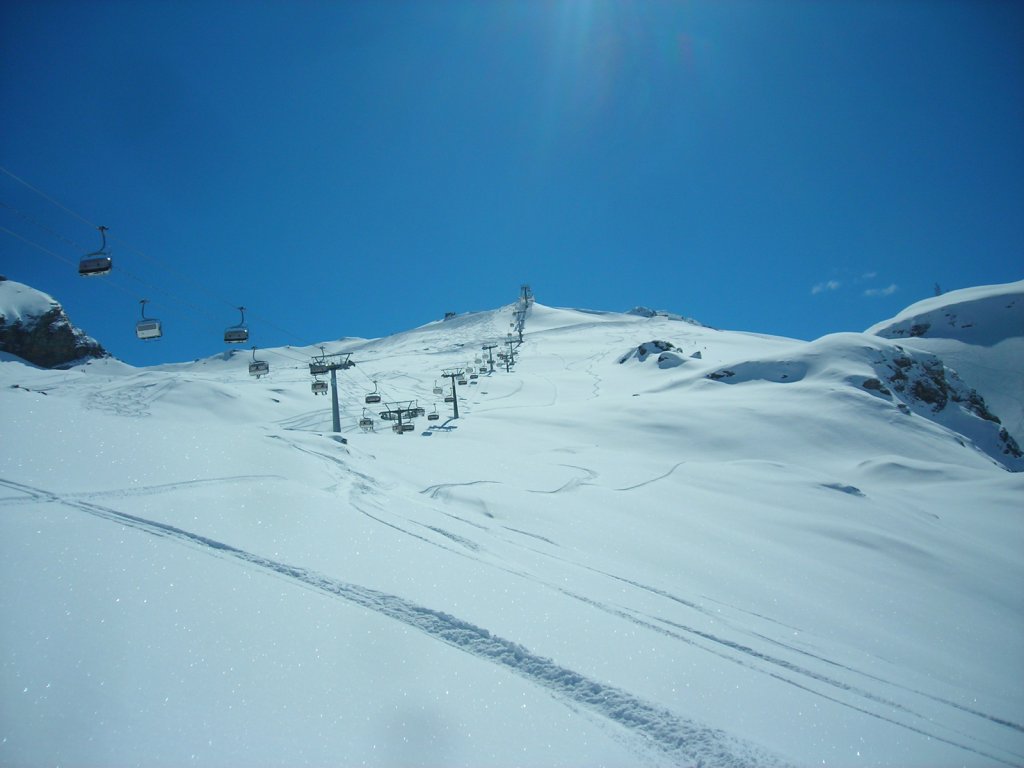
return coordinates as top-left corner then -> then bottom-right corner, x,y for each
0,277 -> 108,368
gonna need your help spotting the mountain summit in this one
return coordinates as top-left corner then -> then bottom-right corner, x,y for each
0,277 -> 107,367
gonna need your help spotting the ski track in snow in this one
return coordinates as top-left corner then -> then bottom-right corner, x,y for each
526,464 -> 598,494
83,378 -> 176,417
508,529 -> 1024,766
0,476 -> 789,768
614,461 -> 688,491
375,478 -> 1024,766
357,460 -> 1024,766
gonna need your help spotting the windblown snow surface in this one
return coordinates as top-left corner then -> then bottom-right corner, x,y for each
1,281 -> 1022,767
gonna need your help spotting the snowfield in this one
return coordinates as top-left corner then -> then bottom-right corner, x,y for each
1,280 -> 1022,767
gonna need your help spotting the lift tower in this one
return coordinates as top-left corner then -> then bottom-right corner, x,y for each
378,401 -> 421,434
503,335 -> 518,372
481,343 -> 498,374
441,368 -> 465,419
309,352 -> 353,434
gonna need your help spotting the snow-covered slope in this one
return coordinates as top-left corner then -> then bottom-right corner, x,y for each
1,289 -> 1022,768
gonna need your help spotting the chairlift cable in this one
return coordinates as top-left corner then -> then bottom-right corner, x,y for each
4,168 -> 507,386
2,166 -> 312,346
1,201 -> 242,329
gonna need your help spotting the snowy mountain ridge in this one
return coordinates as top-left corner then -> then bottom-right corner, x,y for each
1,279 -> 1022,767
0,277 -> 107,367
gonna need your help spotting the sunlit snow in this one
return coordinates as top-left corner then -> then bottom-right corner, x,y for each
1,280 -> 1022,767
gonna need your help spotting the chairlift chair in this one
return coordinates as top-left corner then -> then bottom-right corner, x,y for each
135,299 -> 162,340
479,366 -> 488,373
224,306 -> 249,344
365,381 -> 382,404
428,405 -> 440,421
444,395 -> 455,403
311,378 -> 328,395
359,409 -> 375,431
457,375 -> 468,385
248,347 -> 270,378
432,380 -> 443,395
78,226 -> 112,277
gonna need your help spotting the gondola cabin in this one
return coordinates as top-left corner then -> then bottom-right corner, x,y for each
135,319 -> 162,340
79,226 -> 112,276
225,307 -> 249,343
249,360 -> 270,378
225,327 -> 249,344
79,255 -> 112,277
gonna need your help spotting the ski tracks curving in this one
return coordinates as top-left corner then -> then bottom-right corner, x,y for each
0,476 -> 788,768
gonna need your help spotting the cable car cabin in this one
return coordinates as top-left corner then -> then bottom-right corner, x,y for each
365,393 -> 382,404
311,380 -> 328,395
79,255 -> 112,277
224,327 -> 249,344
135,319 -> 162,340
249,360 -> 270,378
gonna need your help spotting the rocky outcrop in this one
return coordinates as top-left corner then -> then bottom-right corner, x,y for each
0,277 -> 108,368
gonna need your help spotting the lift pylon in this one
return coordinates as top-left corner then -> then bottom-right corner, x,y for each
307,352 -> 353,433
440,368 -> 465,419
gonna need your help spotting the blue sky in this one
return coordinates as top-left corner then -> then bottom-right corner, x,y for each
2,0 -> 1021,366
